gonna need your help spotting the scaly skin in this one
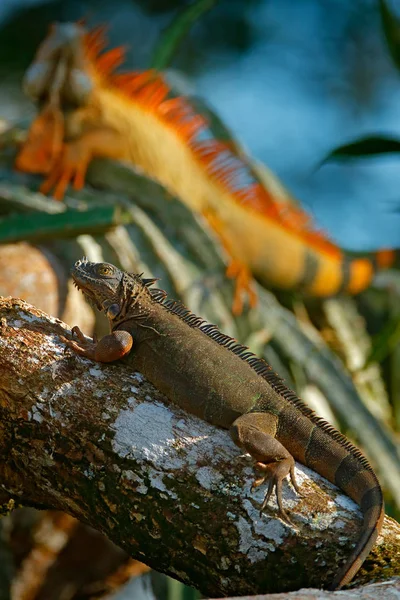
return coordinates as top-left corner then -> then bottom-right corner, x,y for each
15,22 -> 396,315
63,258 -> 384,591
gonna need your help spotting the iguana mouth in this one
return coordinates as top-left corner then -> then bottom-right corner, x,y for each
71,257 -> 103,311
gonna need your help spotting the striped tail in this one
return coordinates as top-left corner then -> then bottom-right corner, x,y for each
291,247 -> 396,297
329,478 -> 384,589
334,248 -> 395,296
271,389 -> 385,589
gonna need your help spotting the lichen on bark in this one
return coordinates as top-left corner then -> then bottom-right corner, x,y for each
0,298 -> 399,597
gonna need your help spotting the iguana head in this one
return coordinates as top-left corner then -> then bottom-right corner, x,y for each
72,258 -> 153,322
23,22 -> 93,106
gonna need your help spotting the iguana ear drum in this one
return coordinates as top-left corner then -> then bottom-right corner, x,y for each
107,303 -> 121,319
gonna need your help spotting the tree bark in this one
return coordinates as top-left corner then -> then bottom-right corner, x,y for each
0,298 -> 399,597
216,578 -> 400,600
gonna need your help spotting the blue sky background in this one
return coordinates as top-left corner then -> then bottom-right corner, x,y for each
3,0 -> 400,250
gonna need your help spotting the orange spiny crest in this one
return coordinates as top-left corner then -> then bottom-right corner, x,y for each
176,115 -> 208,141
83,25 -> 340,256
215,164 -> 239,183
116,71 -> 156,94
84,25 -> 108,62
158,97 -> 192,117
111,72 -> 140,89
134,79 -> 169,108
145,81 -> 170,107
96,47 -> 126,76
234,184 -> 281,218
192,139 -> 229,159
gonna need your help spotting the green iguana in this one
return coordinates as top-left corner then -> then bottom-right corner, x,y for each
63,257 -> 384,591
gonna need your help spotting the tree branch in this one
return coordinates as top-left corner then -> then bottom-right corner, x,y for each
0,298 -> 399,597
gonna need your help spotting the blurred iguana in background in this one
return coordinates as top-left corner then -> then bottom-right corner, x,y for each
14,21 -> 397,315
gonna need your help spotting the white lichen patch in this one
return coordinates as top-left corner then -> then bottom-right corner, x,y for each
30,405 -> 43,423
179,423 -> 239,469
14,310 -> 46,325
123,470 -> 148,494
335,492 -> 360,514
246,476 -> 298,516
89,365 -> 105,379
149,471 -> 178,499
112,401 -> 183,468
46,333 -> 68,354
52,381 -> 76,398
324,497 -> 361,530
243,499 -> 287,544
126,396 -> 137,408
47,361 -> 66,380
130,372 -> 144,383
293,463 -> 324,487
196,466 -> 224,491
236,515 -> 273,562
309,510 -> 338,530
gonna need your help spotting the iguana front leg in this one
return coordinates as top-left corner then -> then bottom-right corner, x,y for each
62,325 -> 133,363
202,208 -> 258,315
230,413 -> 301,523
40,127 -> 129,200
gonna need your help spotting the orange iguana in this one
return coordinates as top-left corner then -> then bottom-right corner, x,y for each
15,22 -> 395,314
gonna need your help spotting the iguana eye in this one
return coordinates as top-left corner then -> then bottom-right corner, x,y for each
97,264 -> 114,276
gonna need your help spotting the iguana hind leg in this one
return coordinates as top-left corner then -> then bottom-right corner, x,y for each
230,413 -> 300,524
61,325 -> 133,363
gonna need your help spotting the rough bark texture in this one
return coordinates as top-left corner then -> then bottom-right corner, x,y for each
0,242 -> 95,332
0,298 -> 399,598
220,578 -> 400,599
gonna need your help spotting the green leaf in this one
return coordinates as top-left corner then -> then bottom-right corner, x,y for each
0,205 -> 129,243
150,0 -> 219,70
318,135 -> 400,166
365,313 -> 400,367
380,0 -> 400,72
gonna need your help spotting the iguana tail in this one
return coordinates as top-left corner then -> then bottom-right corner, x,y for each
282,247 -> 396,297
330,474 -> 384,589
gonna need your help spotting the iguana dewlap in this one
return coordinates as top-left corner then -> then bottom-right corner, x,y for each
63,257 -> 384,591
